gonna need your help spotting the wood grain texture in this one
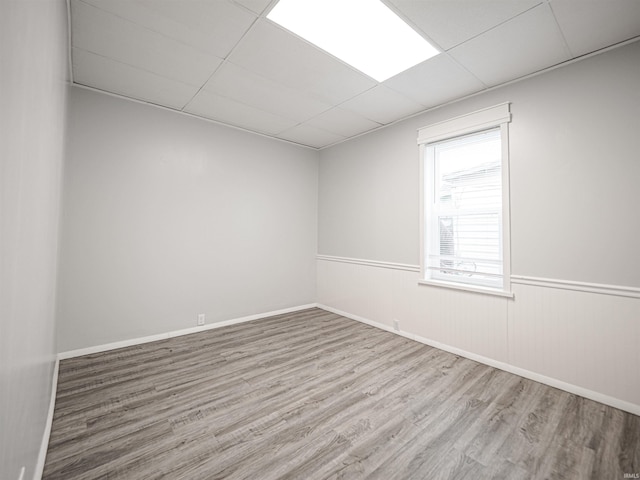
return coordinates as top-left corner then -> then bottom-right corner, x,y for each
43,308 -> 640,479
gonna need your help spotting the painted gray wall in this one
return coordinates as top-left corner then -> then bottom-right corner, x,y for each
0,1 -> 68,479
319,40 -> 640,288
57,87 -> 319,352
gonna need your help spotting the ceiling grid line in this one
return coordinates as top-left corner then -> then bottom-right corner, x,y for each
69,0 -> 640,149
180,16 -> 263,112
546,1 -> 575,58
74,0 -> 226,56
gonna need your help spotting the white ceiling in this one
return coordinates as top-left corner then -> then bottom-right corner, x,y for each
70,0 -> 640,149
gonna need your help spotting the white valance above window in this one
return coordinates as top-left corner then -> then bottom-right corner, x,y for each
417,103 -> 511,146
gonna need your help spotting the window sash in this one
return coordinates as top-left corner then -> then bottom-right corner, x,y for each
426,130 -> 504,289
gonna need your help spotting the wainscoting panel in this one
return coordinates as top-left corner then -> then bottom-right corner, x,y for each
317,256 -> 640,414
392,268 -> 510,363
509,282 -> 640,407
317,258 -> 510,363
317,259 -> 394,327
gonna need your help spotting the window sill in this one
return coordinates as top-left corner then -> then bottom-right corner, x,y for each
417,279 -> 514,298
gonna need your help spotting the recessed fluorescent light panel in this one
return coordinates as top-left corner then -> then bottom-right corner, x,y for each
267,0 -> 439,82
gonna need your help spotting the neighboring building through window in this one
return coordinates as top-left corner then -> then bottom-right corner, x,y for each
418,103 -> 512,296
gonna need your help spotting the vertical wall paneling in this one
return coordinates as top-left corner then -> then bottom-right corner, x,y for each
317,257 -> 640,414
509,283 -> 640,407
317,259 -> 510,364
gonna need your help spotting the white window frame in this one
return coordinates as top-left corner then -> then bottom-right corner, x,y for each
418,103 -> 513,298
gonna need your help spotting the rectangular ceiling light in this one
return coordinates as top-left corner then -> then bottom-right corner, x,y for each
267,0 -> 439,82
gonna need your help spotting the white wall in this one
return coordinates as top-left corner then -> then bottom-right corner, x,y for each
318,41 -> 640,413
57,87 -> 319,352
0,1 -> 68,479
320,41 -> 640,287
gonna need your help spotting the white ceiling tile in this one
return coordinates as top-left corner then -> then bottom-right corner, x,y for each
184,90 -> 297,135
69,0 -> 639,147
227,19 -> 376,104
71,0 -> 222,86
339,86 -> 425,125
387,0 -> 542,50
306,108 -> 382,138
79,0 -> 256,58
276,124 -> 345,149
72,48 -> 199,109
204,61 -> 332,122
384,54 -> 486,107
232,0 -> 273,15
550,0 -> 640,57
449,3 -> 571,86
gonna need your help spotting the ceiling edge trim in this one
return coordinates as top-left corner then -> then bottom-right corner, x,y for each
66,0 -> 74,84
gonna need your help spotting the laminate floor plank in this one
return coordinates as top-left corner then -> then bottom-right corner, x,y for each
195,341 -> 430,476
458,376 -> 542,466
43,308 -> 640,480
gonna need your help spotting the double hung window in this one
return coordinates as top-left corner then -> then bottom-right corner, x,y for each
418,104 -> 512,296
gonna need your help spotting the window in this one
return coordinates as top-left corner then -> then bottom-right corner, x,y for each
418,103 -> 512,296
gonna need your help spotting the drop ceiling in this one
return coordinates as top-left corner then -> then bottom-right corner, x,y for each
69,0 -> 640,149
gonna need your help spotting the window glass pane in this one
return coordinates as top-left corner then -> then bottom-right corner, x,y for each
435,129 -> 501,210
427,128 -> 503,288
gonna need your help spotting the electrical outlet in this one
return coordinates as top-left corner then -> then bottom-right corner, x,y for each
197,314 -> 205,326
393,319 -> 399,331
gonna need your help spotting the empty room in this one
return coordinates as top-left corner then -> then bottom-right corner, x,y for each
2,0 -> 640,479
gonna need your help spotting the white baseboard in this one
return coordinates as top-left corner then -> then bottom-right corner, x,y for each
58,304 -> 318,360
33,357 -> 59,480
37,300 -> 640,479
317,304 -> 640,417
53,300 -> 640,417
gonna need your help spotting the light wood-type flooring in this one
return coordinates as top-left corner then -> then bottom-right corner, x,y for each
44,308 -> 640,479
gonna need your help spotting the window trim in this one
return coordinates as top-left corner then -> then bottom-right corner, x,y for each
418,103 -> 512,297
